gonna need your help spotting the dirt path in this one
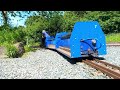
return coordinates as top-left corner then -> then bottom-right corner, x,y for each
0,47 -> 5,54
0,46 -> 7,58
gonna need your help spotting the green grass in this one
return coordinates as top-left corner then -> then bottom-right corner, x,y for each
5,44 -> 19,58
106,33 -> 120,43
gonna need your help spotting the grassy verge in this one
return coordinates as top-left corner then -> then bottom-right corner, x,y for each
106,33 -> 120,43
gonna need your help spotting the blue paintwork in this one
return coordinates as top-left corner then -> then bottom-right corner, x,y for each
42,31 -> 55,47
59,39 -> 70,48
70,21 -> 106,58
43,21 -> 107,58
45,36 -> 55,47
54,32 -> 68,48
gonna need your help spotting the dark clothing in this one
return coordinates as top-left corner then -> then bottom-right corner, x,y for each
42,37 -> 46,47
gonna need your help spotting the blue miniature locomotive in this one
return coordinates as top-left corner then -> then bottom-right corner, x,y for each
42,21 -> 107,58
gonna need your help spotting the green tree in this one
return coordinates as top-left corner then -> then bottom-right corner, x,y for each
0,11 -> 35,28
63,11 -> 80,32
80,11 -> 120,34
24,15 -> 48,45
48,12 -> 64,36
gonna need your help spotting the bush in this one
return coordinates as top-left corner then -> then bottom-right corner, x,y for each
24,45 -> 36,52
5,44 -> 19,58
0,25 -> 25,44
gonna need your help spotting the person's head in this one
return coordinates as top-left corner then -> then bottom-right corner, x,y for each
42,30 -> 46,33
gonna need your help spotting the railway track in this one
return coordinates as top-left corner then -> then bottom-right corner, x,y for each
106,44 -> 120,46
48,45 -> 120,79
82,59 -> 120,79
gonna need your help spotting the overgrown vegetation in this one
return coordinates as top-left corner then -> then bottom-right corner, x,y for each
106,33 -> 120,43
2,42 -> 19,58
0,27 -> 25,44
0,11 -> 120,58
5,45 -> 18,58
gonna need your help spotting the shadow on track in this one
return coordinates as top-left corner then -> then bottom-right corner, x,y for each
47,48 -> 106,65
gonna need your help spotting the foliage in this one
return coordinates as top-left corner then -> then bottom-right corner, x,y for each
0,11 -> 34,26
24,45 -> 36,52
106,33 -> 120,43
63,11 -> 80,32
4,44 -> 19,58
63,11 -> 120,34
24,16 -> 48,44
0,26 -> 25,44
48,13 -> 64,36
79,11 -> 120,34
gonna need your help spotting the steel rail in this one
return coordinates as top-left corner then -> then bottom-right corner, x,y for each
83,60 -> 120,79
94,59 -> 120,71
59,46 -> 70,52
106,44 -> 120,46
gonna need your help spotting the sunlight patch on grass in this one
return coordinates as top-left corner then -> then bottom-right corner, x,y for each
106,33 -> 120,43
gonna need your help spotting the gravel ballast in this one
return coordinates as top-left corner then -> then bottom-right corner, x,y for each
0,46 -> 119,79
101,46 -> 120,67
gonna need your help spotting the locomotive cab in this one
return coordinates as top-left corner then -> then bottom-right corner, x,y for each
70,21 -> 107,58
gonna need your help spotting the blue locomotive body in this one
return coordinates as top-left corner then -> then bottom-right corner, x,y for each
42,21 -> 107,58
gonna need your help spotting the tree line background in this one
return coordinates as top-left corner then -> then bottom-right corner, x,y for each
0,11 -> 120,57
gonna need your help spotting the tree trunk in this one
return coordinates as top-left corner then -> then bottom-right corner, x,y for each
1,11 -> 8,25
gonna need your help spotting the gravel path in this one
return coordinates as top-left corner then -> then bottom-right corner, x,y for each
0,46 -> 119,79
101,46 -> 120,67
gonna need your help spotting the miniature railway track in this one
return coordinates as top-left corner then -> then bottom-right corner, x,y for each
48,45 -> 120,79
94,59 -> 120,71
106,44 -> 120,46
82,59 -> 120,79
